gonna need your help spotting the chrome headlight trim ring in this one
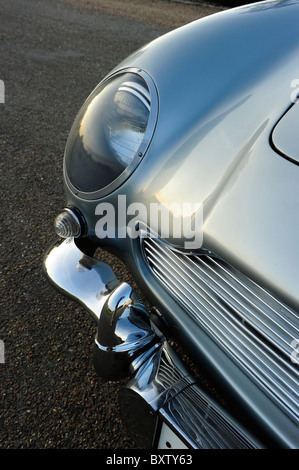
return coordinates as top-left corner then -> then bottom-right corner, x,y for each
63,68 -> 159,200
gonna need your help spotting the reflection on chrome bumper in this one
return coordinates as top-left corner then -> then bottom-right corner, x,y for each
43,238 -> 263,449
43,238 -> 119,322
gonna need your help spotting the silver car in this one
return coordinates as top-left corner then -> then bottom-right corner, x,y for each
43,0 -> 299,449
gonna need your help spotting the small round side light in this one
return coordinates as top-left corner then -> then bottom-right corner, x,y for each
54,208 -> 83,239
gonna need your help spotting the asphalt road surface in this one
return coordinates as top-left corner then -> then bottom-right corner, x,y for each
0,0 -> 220,450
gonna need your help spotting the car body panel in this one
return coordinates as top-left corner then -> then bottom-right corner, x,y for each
65,0 -> 299,310
272,100 -> 299,164
46,0 -> 299,448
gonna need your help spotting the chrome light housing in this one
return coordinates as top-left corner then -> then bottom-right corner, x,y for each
54,207 -> 86,238
64,69 -> 158,199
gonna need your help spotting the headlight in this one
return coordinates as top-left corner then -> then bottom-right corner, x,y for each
64,69 -> 158,199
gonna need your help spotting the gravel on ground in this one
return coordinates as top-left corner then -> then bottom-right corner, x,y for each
61,0 -> 224,28
0,0 -> 222,450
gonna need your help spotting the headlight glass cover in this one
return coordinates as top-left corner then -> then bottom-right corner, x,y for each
64,69 -> 158,199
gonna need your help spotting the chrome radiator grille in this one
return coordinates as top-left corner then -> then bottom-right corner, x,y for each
157,349 -> 258,448
143,237 -> 299,423
160,381 -> 257,449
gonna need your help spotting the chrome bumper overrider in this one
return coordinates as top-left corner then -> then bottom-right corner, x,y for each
43,238 -> 263,449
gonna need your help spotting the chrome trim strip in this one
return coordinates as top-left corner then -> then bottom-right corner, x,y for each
143,237 -> 299,423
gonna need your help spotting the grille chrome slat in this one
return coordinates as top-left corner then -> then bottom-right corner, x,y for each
207,256 -> 298,329
147,249 -> 299,405
191,256 -> 295,354
147,244 -> 299,410
145,238 -> 298,369
148,266 -> 299,420
143,237 -> 299,423
146,240 -> 298,371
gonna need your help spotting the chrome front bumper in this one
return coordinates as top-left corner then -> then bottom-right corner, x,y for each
43,237 -> 120,322
43,238 -> 263,449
